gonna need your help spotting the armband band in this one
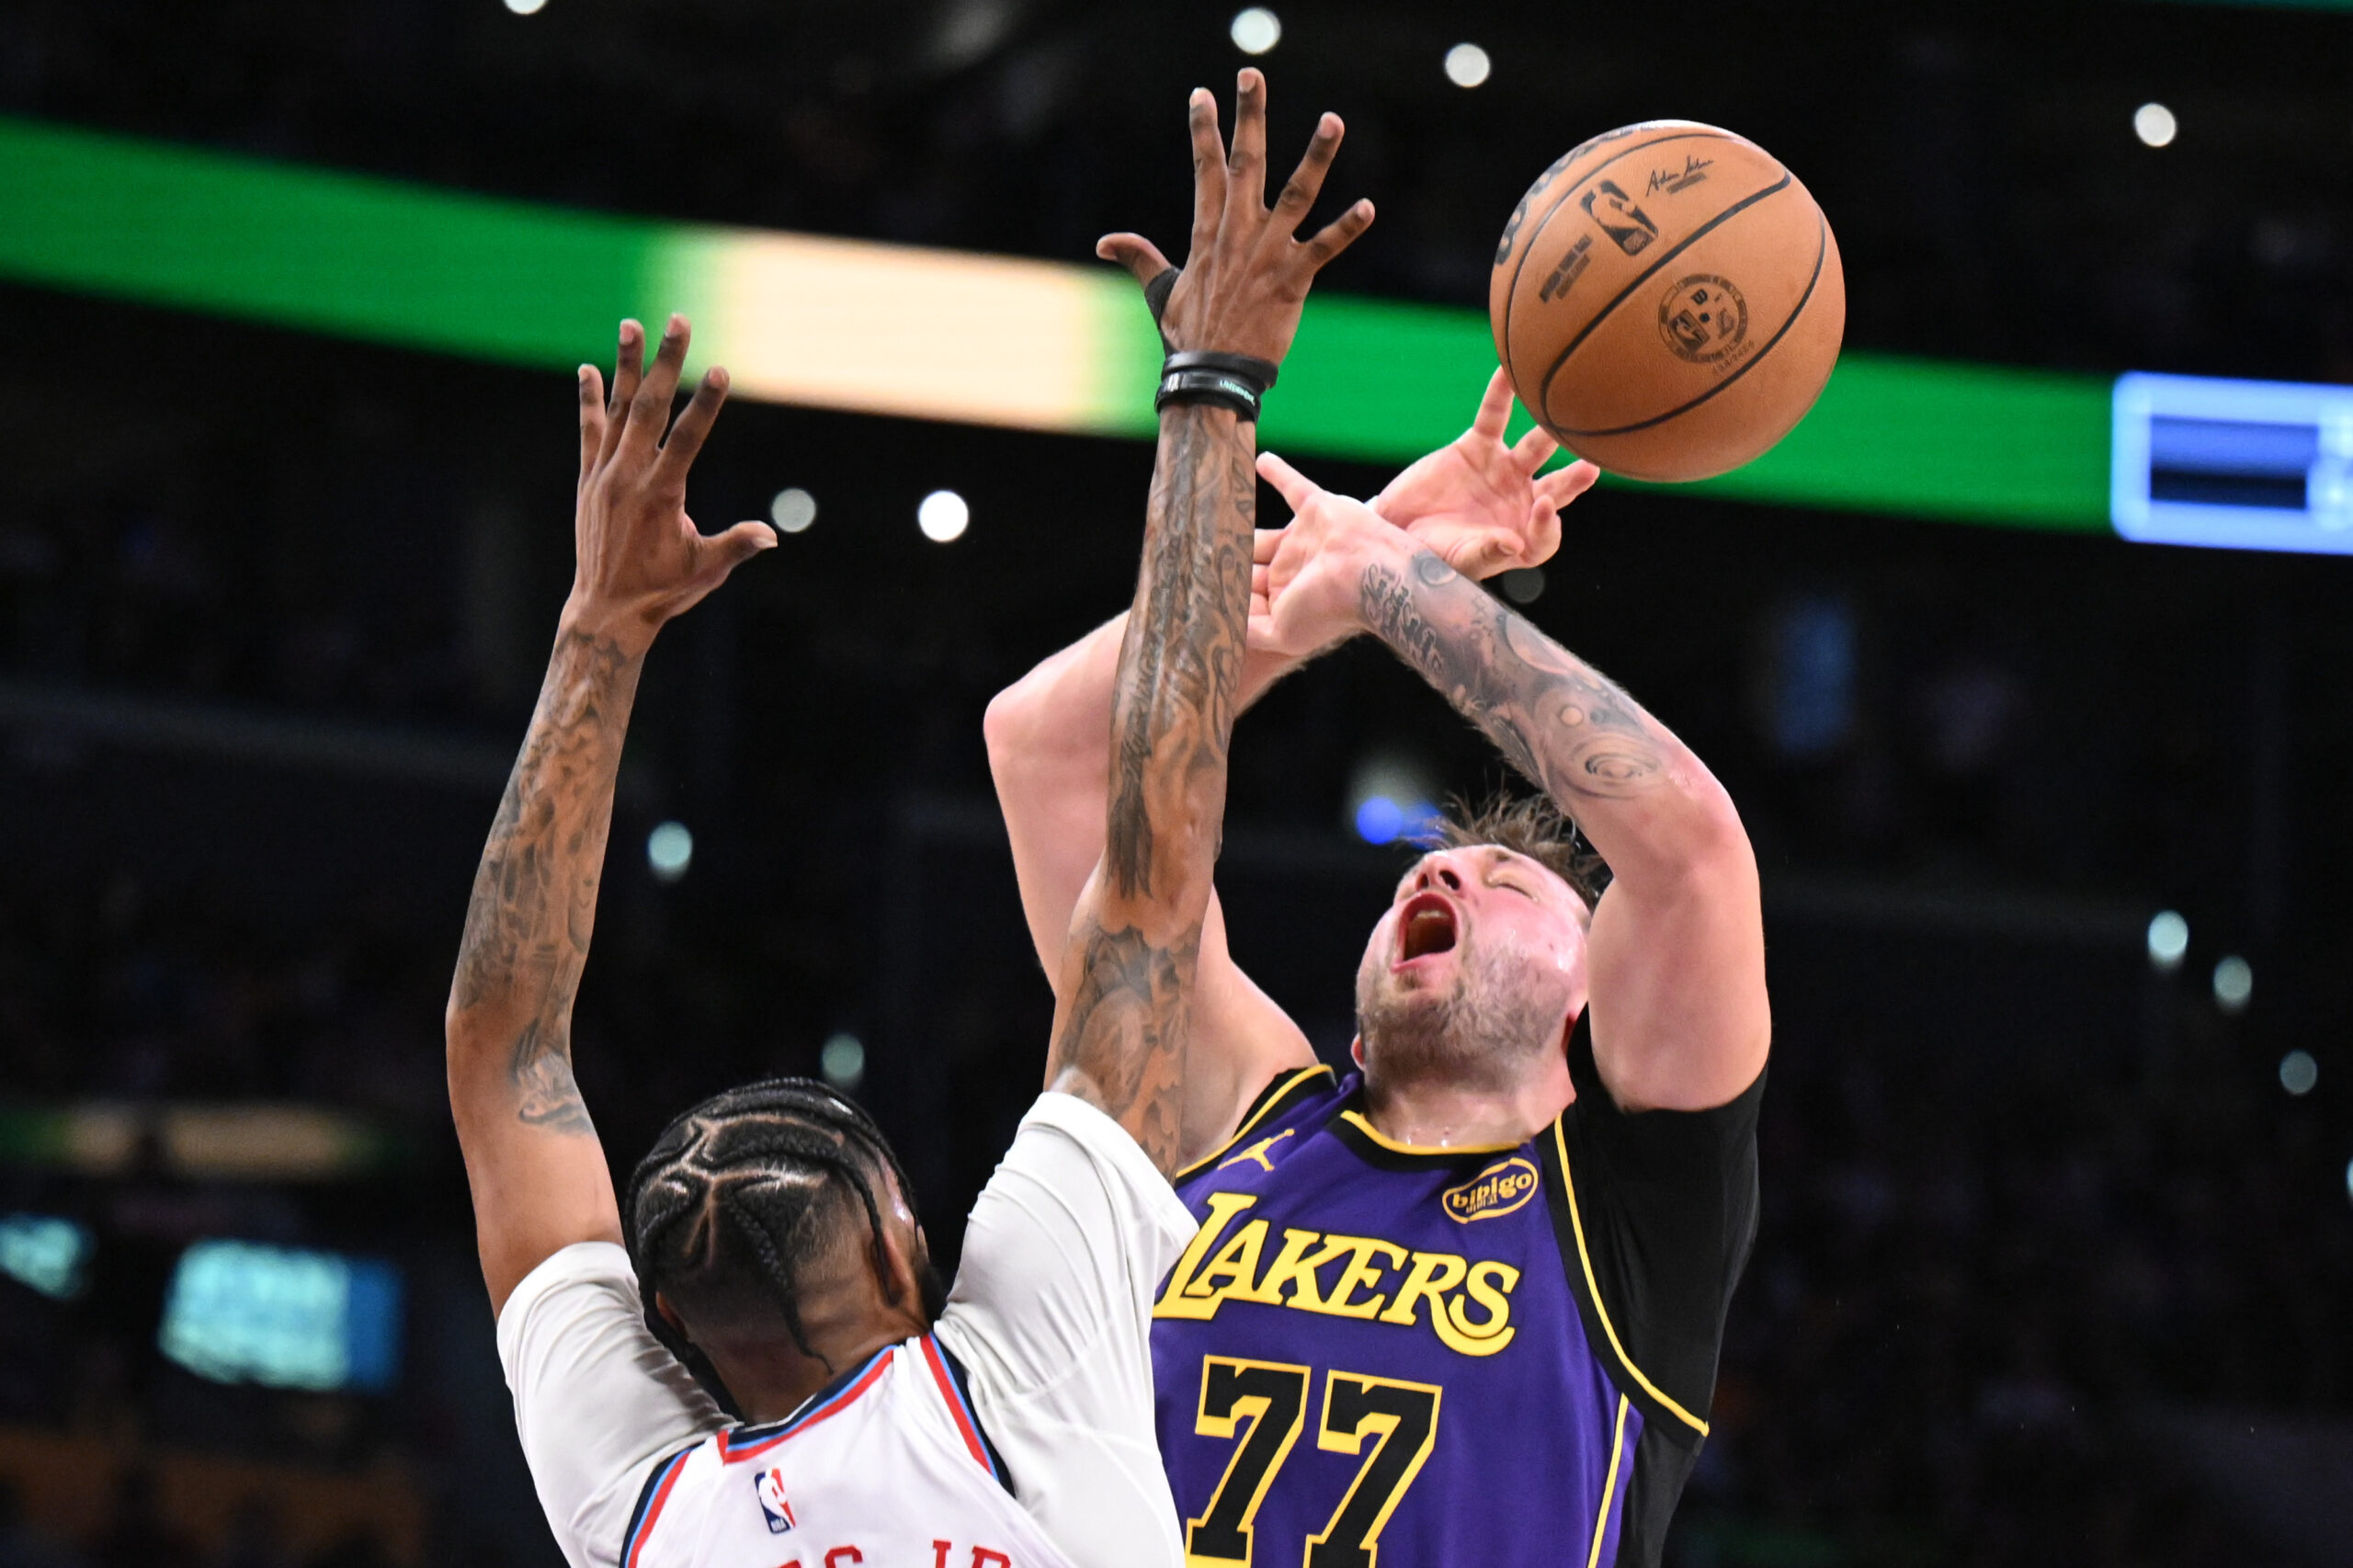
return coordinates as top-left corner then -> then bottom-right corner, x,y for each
1154,368 -> 1262,421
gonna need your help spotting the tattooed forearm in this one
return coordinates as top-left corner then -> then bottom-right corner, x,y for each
448,626 -> 642,1137
1051,925 -> 1196,1163
1105,408 -> 1254,901
1057,403 -> 1255,1173
1359,549 -> 1669,803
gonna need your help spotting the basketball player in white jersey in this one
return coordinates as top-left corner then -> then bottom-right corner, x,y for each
443,71 -> 1371,1568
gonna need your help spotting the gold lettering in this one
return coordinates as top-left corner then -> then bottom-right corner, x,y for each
1315,1235 -> 1409,1319
1161,1205 -> 1524,1358
1375,1250 -> 1468,1328
1435,1260 -> 1519,1357
1233,1228 -> 1351,1311
1154,1192 -> 1257,1320
1187,1220 -> 1269,1301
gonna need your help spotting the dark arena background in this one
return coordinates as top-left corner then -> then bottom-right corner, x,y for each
2,1 -> 2351,1564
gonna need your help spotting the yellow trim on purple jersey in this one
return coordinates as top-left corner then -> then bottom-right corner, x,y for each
1175,1065 -> 1336,1182
1552,1119 -> 1710,1437
1336,1109 -> 1524,1158
1587,1395 -> 1631,1568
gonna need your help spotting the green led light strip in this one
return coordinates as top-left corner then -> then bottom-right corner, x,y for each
0,114 -> 2110,529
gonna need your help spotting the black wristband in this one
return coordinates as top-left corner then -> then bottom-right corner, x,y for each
1163,349 -> 1279,393
1155,368 -> 1262,421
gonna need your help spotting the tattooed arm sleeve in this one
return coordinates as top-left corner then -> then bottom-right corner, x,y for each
445,626 -> 639,1312
1043,403 -> 1257,1175
1358,541 -> 1770,1112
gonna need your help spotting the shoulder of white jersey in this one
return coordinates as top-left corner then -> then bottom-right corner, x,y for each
615,1335 -> 1018,1568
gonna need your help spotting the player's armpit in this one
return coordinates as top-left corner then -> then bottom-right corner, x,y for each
1182,913 -> 1318,1159
451,1074 -> 624,1317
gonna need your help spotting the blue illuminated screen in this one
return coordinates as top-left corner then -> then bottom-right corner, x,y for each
158,1239 -> 403,1392
2112,372 -> 2353,554
0,1213 -> 92,1300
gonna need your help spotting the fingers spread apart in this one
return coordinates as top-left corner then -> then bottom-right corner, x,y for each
599,319 -> 646,468
577,365 -> 607,484
654,367 -> 730,490
623,314 -> 691,459
1255,449 -> 1318,510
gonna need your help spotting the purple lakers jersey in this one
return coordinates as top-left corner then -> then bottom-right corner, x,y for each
1152,1017 -> 1762,1568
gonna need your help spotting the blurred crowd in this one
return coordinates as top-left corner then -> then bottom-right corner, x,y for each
0,858 -> 2345,1566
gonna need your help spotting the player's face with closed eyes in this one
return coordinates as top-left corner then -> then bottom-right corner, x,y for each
1354,846 -> 1588,1071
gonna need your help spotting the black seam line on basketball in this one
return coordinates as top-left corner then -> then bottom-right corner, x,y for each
1502,129 -> 1736,393
1535,173 -> 1796,415
1554,211 -> 1828,439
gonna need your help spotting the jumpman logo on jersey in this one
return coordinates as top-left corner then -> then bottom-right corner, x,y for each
1218,1129 -> 1295,1173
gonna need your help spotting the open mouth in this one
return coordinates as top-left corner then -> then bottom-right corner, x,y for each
1396,892 -> 1459,963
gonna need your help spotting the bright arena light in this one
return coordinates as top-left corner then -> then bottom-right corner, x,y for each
1230,8 -> 1281,55
917,489 -> 970,542
2145,909 -> 2189,971
2133,102 -> 2177,148
1346,753 -> 1440,846
2279,1050 -> 2319,1096
647,821 -> 694,882
769,487 -> 817,534
1444,43 -> 1492,88
821,1033 -> 867,1092
504,0 -> 548,15
2212,954 -> 2252,1013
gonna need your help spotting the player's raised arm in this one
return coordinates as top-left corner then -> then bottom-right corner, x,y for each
446,317 -> 775,1314
1041,69 -> 1370,1174
1252,456 -> 1766,1114
987,369 -> 1594,1156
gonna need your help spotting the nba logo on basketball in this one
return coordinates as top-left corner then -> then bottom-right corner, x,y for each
754,1468 -> 797,1534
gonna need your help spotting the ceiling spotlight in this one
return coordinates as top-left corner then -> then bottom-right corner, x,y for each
2279,1050 -> 2318,1096
1347,752 -> 1439,846
2145,910 -> 2188,971
647,821 -> 693,882
1501,567 -> 1545,605
770,488 -> 817,534
821,1032 -> 867,1092
2133,102 -> 2177,148
504,0 -> 548,15
917,490 -> 969,543
1230,8 -> 1281,55
1445,43 -> 1492,88
2212,954 -> 2252,1014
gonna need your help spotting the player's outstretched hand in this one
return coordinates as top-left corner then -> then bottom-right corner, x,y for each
1373,369 -> 1600,578
1246,451 -> 1408,659
568,315 -> 775,653
1096,67 -> 1373,365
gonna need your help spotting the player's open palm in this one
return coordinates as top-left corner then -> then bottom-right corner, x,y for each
1247,451 -> 1396,658
1375,369 -> 1599,579
570,314 -> 774,649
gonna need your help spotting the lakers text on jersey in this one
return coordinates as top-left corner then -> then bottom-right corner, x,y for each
1150,1035 -> 1760,1568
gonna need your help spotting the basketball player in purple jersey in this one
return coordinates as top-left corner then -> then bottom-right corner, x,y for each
991,98 -> 1765,1561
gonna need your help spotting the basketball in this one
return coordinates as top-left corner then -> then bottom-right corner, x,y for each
1490,121 -> 1845,483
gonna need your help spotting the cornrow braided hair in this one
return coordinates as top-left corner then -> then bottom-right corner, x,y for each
622,1076 -> 920,1416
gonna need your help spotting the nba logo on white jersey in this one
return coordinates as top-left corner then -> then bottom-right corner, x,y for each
754,1467 -> 796,1534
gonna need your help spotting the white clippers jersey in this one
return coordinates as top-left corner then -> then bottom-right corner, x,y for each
498,1094 -> 1198,1568
620,1335 -> 1074,1568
